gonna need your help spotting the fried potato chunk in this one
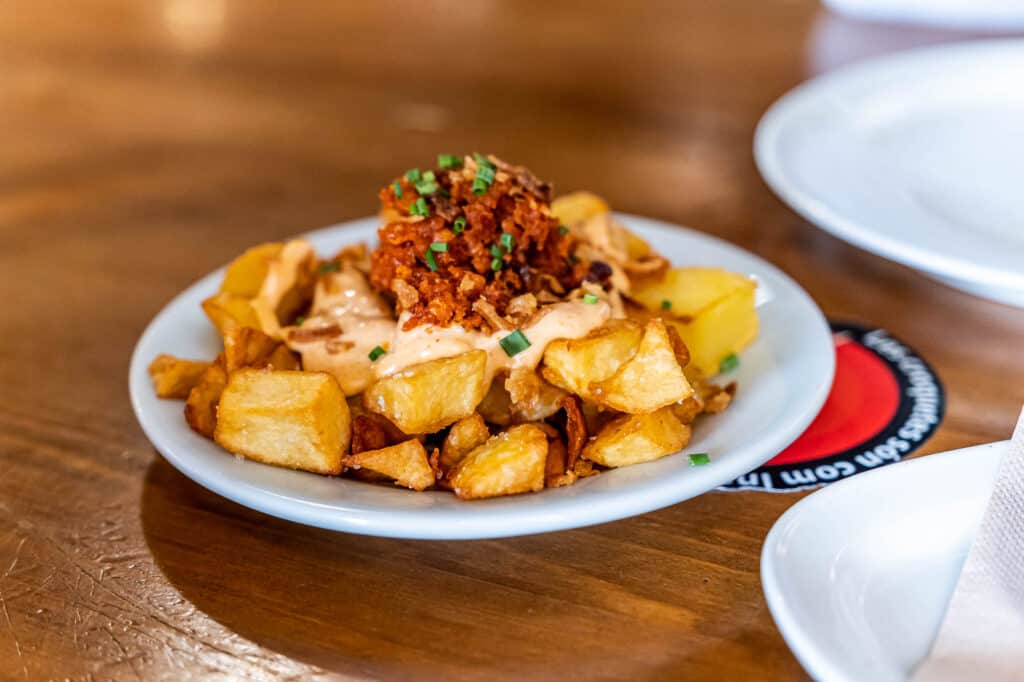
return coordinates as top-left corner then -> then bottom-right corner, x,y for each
582,407 -> 692,468
363,350 -> 487,434
505,369 -> 567,423
632,267 -> 758,376
214,369 -> 350,475
550,191 -> 610,228
344,439 -> 434,491
541,319 -> 643,402
149,354 -> 211,399
202,292 -> 261,335
184,355 -> 227,438
441,413 -> 491,470
590,319 -> 693,413
220,243 -> 284,298
477,380 -> 512,426
250,239 -> 318,339
223,326 -> 299,373
451,424 -> 548,500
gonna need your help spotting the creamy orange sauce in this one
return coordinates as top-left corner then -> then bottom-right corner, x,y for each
286,263 -> 613,394
376,300 -> 612,385
285,264 -> 396,396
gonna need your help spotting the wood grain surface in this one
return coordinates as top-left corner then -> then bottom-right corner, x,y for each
2,2 -> 1022,680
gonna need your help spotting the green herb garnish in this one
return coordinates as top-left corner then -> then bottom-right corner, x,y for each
499,329 -> 531,357
405,168 -> 421,182
425,249 -> 438,272
491,257 -> 503,271
583,293 -> 599,304
438,154 -> 462,169
661,299 -> 672,310
558,225 -> 570,236
500,232 -> 514,251
472,177 -> 489,195
490,244 -> 505,258
414,170 -> 438,195
368,345 -> 386,362
453,217 -> 466,234
319,262 -> 340,274
409,197 -> 430,217
472,153 -> 496,194
719,353 -> 740,373
393,181 -> 403,198
688,453 -> 710,466
429,241 -> 448,252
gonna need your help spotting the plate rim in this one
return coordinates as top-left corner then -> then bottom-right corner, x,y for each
760,440 -> 1008,682
129,214 -> 835,539
754,38 -> 1024,295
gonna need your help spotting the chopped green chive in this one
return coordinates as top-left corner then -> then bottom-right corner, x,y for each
583,293 -> 599,304
368,345 -> 386,362
453,217 -> 466,234
491,257 -> 503,271
319,262 -> 340,274
719,353 -> 740,373
429,241 -> 448,253
499,329 -> 531,357
414,171 -> 438,195
405,168 -> 421,182
438,154 -> 462,169
294,315 -> 306,326
558,225 -> 570,236
409,197 -> 430,217
393,181 -> 403,198
490,244 -> 505,258
661,299 -> 672,310
500,232 -> 515,251
472,153 -> 496,194
688,453 -> 710,466
425,249 -> 438,272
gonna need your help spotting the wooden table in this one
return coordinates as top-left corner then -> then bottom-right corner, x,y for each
3,2 -> 1022,679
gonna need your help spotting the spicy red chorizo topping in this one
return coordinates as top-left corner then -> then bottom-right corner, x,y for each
369,154 -> 591,331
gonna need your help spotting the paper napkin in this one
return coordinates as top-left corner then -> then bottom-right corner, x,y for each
913,409 -> 1024,681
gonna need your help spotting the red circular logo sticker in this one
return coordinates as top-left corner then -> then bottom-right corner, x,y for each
720,322 -> 944,492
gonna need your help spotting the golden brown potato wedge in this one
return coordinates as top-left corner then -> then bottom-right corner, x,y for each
363,350 -> 487,434
250,240 -> 318,338
582,406 -> 691,468
541,319 -> 643,402
184,355 -> 228,438
550,191 -> 610,228
590,319 -> 694,413
451,424 -> 549,500
220,242 -> 284,298
477,379 -> 512,426
223,326 -> 281,373
202,292 -> 262,335
440,413 -> 491,470
632,267 -> 758,376
505,369 -> 567,423
149,354 -> 211,399
214,369 -> 350,475
344,439 -> 434,491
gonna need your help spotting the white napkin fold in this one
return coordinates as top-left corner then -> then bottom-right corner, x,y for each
913,409 -> 1024,681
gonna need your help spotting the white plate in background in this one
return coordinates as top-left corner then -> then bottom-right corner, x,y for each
762,441 -> 1006,681
130,215 -> 834,539
756,40 -> 1024,307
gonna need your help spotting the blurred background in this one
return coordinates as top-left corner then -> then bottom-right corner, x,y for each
5,0 -> 1003,263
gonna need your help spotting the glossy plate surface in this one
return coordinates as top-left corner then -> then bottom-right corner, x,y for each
762,442 -> 1006,681
756,40 -> 1024,307
130,215 -> 834,539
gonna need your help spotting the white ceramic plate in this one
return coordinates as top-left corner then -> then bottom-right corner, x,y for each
129,214 -> 834,539
762,441 -> 1007,682
755,40 -> 1024,307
